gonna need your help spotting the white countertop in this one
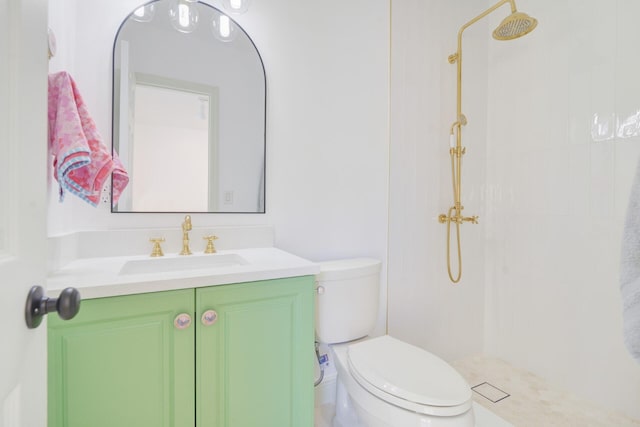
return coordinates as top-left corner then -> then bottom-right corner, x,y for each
47,247 -> 320,299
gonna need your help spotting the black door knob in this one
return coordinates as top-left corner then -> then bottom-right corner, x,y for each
25,286 -> 81,329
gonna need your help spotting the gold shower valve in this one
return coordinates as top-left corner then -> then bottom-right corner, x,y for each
439,213 -> 462,224
448,53 -> 459,64
438,213 -> 479,225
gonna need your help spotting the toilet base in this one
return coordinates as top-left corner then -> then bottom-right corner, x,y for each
333,375 -> 366,427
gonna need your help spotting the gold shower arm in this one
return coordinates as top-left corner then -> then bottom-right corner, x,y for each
451,0 -> 516,59
448,0 -> 516,123
458,0 -> 516,39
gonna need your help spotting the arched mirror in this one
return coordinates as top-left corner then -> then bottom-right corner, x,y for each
112,0 -> 265,213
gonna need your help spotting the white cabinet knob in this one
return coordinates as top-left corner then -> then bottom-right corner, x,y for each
174,313 -> 192,330
201,310 -> 218,326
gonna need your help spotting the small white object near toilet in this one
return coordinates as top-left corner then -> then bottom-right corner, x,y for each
316,258 -> 475,427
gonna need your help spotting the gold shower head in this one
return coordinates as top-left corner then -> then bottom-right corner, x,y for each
492,11 -> 538,40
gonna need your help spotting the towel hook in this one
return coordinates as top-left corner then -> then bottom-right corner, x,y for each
48,28 -> 57,60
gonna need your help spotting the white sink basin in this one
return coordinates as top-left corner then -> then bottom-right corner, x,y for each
119,253 -> 248,275
47,247 -> 321,299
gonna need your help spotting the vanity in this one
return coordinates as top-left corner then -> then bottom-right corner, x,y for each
45,0 -> 305,424
46,247 -> 319,427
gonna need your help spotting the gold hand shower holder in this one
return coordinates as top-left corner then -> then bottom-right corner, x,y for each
440,0 -> 537,283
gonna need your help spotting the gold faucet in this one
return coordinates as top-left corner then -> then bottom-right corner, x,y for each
180,215 -> 193,255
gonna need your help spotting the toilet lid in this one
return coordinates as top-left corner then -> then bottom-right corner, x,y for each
347,336 -> 471,409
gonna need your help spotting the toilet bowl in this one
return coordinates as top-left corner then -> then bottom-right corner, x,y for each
331,336 -> 474,427
316,259 -> 474,427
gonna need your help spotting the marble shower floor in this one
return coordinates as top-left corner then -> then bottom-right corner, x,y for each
451,355 -> 640,427
314,401 -> 513,427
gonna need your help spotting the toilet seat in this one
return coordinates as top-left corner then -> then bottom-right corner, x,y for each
347,335 -> 472,417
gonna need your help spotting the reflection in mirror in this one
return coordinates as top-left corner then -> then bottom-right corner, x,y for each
130,75 -> 218,211
112,0 -> 266,213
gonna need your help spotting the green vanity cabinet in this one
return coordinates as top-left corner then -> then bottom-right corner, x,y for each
48,289 -> 196,427
196,276 -> 315,427
48,276 -> 315,427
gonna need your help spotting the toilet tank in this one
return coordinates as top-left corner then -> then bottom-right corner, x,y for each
315,258 -> 381,344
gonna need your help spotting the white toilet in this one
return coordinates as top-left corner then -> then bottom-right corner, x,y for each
316,258 -> 475,427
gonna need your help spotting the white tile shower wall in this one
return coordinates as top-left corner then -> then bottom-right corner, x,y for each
390,0 -> 640,420
388,0 -> 487,362
484,0 -> 640,420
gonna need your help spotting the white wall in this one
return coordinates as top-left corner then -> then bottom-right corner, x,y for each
255,0 -> 390,336
47,0 -> 390,335
484,0 -> 640,419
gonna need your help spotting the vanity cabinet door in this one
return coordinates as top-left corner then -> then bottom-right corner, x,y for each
196,276 -> 315,427
48,289 -> 195,427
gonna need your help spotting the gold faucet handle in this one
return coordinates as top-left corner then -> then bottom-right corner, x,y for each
463,215 -> 479,224
149,238 -> 165,257
203,235 -> 219,254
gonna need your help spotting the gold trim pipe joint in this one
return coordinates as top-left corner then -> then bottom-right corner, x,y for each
449,146 -> 466,157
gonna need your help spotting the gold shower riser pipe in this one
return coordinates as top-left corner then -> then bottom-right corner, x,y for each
448,0 -> 518,214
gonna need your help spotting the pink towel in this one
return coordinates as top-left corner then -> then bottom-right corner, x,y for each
48,71 -> 128,206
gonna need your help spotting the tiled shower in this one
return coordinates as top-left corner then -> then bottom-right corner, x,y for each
389,0 -> 640,421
